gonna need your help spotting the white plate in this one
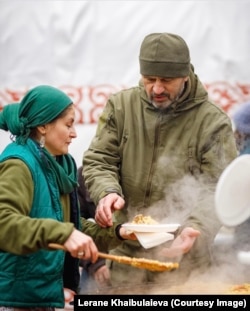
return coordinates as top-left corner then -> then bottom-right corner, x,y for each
135,232 -> 174,249
215,154 -> 250,226
122,223 -> 180,233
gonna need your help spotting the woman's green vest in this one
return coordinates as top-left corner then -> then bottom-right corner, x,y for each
0,141 -> 65,308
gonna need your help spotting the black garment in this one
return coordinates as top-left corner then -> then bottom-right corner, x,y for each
63,189 -> 80,293
77,167 -> 106,282
77,166 -> 96,219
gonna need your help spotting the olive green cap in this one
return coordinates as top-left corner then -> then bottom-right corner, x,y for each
139,33 -> 190,78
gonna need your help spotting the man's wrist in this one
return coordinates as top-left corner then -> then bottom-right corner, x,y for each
115,224 -> 125,240
99,189 -> 122,199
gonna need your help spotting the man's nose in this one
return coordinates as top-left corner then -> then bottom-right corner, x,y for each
153,82 -> 165,94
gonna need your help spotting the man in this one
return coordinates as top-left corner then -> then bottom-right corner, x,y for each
83,33 -> 237,286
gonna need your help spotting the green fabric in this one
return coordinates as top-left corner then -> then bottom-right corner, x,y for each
0,158 -> 74,255
0,141 -> 66,307
139,32 -> 190,78
0,84 -> 77,194
30,142 -> 78,194
0,85 -> 72,144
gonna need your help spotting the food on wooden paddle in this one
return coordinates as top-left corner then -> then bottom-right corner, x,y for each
48,243 -> 179,272
130,257 -> 179,272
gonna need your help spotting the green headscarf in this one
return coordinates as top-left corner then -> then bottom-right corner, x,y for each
0,85 -> 73,144
0,85 -> 78,193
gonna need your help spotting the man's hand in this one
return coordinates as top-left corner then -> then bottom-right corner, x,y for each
95,193 -> 125,227
94,265 -> 111,288
160,227 -> 200,258
119,226 -> 137,240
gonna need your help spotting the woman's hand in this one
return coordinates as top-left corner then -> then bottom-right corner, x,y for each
64,229 -> 99,263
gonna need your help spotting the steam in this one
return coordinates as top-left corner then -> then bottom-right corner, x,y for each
118,156 -> 250,293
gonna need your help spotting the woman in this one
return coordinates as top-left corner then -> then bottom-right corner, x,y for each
0,85 -> 135,310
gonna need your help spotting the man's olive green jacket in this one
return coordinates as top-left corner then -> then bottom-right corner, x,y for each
83,68 -> 237,272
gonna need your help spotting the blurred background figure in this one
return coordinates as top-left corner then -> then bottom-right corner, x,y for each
233,101 -> 250,156
77,166 -> 111,294
231,101 -> 250,252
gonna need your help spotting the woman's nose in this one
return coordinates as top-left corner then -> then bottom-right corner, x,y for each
71,126 -> 77,138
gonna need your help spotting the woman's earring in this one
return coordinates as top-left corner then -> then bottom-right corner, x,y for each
40,135 -> 45,148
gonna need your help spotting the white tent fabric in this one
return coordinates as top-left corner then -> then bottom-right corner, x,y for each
0,0 -> 249,166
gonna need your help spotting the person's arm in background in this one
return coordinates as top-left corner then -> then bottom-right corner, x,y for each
77,166 -> 111,289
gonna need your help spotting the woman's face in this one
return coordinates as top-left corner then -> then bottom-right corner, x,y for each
42,105 -> 77,156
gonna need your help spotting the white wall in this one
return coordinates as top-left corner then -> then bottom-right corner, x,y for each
0,0 -> 249,166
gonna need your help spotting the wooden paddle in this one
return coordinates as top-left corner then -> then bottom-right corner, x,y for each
48,243 -> 179,272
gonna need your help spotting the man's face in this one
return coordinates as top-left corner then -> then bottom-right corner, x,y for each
142,75 -> 188,110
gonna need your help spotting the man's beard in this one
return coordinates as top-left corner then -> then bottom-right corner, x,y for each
151,83 -> 185,110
